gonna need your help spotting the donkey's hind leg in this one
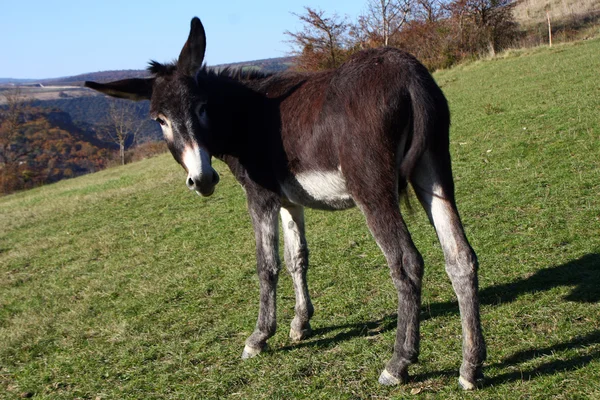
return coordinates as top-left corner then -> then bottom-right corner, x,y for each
281,206 -> 314,341
411,150 -> 486,390
353,196 -> 424,385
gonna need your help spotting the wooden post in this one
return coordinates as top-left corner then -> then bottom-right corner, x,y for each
546,10 -> 552,47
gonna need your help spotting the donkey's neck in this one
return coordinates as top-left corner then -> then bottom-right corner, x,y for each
204,75 -> 278,151
203,71 -> 295,194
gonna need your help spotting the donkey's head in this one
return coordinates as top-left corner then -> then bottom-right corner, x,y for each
85,17 -> 220,197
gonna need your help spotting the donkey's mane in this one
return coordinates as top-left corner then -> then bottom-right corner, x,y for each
206,66 -> 274,81
148,60 -> 177,76
147,60 -> 273,82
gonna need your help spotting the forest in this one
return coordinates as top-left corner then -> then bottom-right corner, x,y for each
0,101 -> 110,193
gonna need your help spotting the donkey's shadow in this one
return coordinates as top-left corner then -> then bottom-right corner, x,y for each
281,253 -> 600,384
425,252 -> 600,319
477,252 -> 600,304
415,328 -> 600,384
484,329 -> 600,385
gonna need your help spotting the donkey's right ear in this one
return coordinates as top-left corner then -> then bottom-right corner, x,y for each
84,78 -> 154,101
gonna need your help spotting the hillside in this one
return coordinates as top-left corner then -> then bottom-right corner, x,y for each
30,96 -> 162,143
40,70 -> 151,86
1,39 -> 599,398
0,108 -> 112,193
0,56 -> 294,87
513,0 -> 600,25
0,56 -> 294,153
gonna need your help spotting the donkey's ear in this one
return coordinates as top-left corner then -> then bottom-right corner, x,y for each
84,78 -> 154,101
178,17 -> 206,76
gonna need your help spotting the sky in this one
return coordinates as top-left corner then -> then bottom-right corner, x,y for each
0,0 -> 367,79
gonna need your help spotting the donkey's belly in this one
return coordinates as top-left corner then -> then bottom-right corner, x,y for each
281,170 -> 355,211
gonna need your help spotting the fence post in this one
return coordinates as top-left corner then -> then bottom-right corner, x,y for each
546,9 -> 552,47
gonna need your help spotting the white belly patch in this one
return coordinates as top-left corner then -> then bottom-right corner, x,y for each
282,170 -> 355,210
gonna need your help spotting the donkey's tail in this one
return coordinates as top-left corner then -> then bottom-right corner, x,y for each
399,73 -> 442,184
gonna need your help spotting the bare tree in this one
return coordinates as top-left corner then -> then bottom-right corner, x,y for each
100,99 -> 146,165
285,7 -> 351,70
414,0 -> 445,22
354,0 -> 413,47
0,88 -> 31,192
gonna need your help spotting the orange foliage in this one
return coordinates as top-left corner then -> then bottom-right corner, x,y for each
0,107 -> 110,195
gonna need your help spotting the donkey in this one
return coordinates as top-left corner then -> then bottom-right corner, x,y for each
85,17 -> 486,389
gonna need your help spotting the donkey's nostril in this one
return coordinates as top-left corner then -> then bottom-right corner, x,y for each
186,177 -> 195,189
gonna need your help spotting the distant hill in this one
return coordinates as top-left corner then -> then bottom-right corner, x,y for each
0,78 -> 38,84
0,56 -> 295,86
31,96 -> 162,144
0,55 -> 295,192
0,56 -> 294,146
41,70 -> 152,86
213,56 -> 295,74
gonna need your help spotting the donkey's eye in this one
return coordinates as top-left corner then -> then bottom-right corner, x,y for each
156,117 -> 167,126
196,103 -> 209,127
196,103 -> 207,117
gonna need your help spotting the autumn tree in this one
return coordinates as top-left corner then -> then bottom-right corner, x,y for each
286,7 -> 352,71
100,99 -> 147,165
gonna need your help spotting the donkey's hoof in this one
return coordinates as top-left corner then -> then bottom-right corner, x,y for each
378,369 -> 408,386
241,344 -> 263,359
289,327 -> 312,342
458,375 -> 478,390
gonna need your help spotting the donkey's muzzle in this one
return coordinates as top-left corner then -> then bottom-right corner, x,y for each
186,170 -> 219,197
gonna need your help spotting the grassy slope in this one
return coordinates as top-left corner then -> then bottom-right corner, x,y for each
1,39 -> 599,399
513,0 -> 600,25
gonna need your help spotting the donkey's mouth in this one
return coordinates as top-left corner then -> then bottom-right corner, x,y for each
194,171 -> 219,197
197,186 -> 215,197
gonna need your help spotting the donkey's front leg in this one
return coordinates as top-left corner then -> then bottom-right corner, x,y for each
280,206 -> 314,342
242,198 -> 281,359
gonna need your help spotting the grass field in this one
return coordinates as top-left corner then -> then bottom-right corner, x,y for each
1,38 -> 600,399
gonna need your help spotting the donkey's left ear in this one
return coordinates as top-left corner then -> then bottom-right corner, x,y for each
178,17 -> 206,77
85,78 -> 154,101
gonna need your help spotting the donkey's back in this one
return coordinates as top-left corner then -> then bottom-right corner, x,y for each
257,48 -> 450,211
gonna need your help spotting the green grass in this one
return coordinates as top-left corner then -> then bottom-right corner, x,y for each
2,39 -> 600,399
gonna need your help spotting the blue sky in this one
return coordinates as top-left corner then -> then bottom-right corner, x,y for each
1,0 -> 367,79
